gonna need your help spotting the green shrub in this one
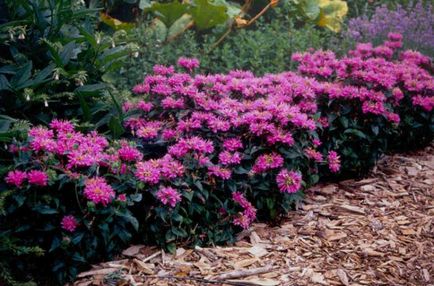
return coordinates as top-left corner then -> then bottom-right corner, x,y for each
115,17 -> 330,90
0,0 -> 137,139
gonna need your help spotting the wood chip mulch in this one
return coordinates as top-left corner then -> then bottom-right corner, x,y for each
72,146 -> 434,286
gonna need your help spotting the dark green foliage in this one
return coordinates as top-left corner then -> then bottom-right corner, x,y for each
0,0 -> 136,137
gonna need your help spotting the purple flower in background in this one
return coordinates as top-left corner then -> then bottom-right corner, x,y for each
346,1 -> 434,55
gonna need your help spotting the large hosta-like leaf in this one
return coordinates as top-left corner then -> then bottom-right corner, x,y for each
147,2 -> 189,27
190,0 -> 229,30
317,0 -> 348,32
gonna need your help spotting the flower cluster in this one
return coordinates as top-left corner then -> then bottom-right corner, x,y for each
232,192 -> 257,229
6,170 -> 48,187
83,177 -> 115,206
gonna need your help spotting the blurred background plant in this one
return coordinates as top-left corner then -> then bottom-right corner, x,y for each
345,0 -> 434,57
0,0 -> 139,142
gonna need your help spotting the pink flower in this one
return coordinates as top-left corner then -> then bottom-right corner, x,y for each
5,170 -> 27,187
117,194 -> 127,202
177,57 -> 200,71
135,160 -> 161,185
232,192 -> 256,229
118,144 -> 142,162
156,187 -> 182,207
387,32 -> 403,42
276,169 -> 302,194
218,151 -> 242,166
61,215 -> 78,232
28,170 -> 48,186
208,166 -> 231,180
49,119 -> 75,133
153,64 -> 175,76
305,148 -> 323,162
327,151 -> 341,173
83,177 -> 115,206
222,138 -> 243,152
252,153 -> 284,174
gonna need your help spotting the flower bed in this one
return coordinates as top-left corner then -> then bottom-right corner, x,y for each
1,34 -> 433,283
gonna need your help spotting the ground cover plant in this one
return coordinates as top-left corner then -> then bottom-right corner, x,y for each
1,33 -> 433,284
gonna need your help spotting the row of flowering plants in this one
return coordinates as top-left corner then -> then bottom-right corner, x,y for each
292,33 -> 433,175
1,34 -> 433,283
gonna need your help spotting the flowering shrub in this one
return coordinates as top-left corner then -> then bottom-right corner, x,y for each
1,120 -> 141,282
292,33 -> 433,175
1,34 -> 433,283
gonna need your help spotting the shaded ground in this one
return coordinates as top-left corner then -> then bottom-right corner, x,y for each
73,146 -> 434,286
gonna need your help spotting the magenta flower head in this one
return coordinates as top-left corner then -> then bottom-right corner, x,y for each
61,215 -> 78,232
156,186 -> 182,208
177,57 -> 200,72
27,170 -> 49,186
49,119 -> 75,133
387,32 -> 403,42
118,144 -> 143,162
5,170 -> 27,188
276,169 -> 302,194
83,177 -> 115,206
327,151 -> 341,173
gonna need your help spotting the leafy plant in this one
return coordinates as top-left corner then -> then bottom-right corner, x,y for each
0,0 -> 138,137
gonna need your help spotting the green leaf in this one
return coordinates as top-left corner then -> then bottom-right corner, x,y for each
0,74 -> 11,91
108,116 -> 124,139
344,128 -> 367,139
317,0 -> 348,32
167,14 -> 193,42
190,0 -> 229,30
149,18 -> 168,42
10,61 -> 32,88
166,242 -> 176,254
60,41 -> 77,66
299,0 -> 321,20
75,83 -> 107,96
149,2 -> 189,27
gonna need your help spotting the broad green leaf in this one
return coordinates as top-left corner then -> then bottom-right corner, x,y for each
167,14 -> 194,42
149,2 -> 189,27
190,0 -> 229,30
0,75 -> 11,91
317,0 -> 348,32
149,18 -> 168,42
299,0 -> 321,20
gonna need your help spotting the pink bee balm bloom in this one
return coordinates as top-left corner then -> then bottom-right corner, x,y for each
208,166 -> 231,180
252,153 -> 284,174
218,151 -> 242,166
177,57 -> 200,71
118,144 -> 143,162
327,151 -> 341,173
83,177 -> 115,206
222,138 -> 243,152
305,148 -> 323,162
276,169 -> 302,194
156,187 -> 182,208
5,170 -> 27,188
135,160 -> 161,184
27,170 -> 49,186
61,215 -> 78,232
49,119 -> 75,133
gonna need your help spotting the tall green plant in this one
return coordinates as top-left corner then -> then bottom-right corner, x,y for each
0,0 -> 137,139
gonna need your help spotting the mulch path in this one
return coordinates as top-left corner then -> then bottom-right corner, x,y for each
73,146 -> 434,286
